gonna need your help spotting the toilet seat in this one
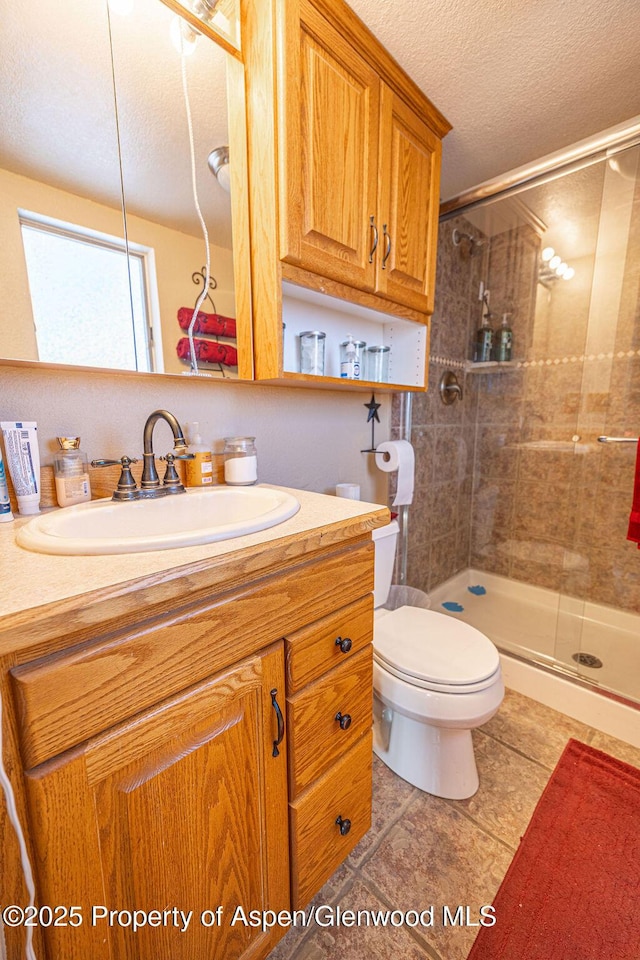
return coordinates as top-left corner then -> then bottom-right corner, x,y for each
373,605 -> 501,694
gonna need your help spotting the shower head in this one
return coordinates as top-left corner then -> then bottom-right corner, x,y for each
452,228 -> 487,259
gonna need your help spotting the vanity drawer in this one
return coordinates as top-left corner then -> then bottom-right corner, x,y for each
10,540 -> 375,769
285,594 -> 373,694
290,731 -> 372,909
287,646 -> 373,796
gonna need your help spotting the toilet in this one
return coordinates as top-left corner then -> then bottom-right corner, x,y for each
372,521 -> 504,800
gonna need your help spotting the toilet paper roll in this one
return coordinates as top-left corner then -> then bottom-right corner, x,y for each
375,439 -> 415,506
336,483 -> 361,500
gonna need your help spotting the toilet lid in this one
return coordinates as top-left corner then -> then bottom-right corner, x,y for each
374,606 -> 500,687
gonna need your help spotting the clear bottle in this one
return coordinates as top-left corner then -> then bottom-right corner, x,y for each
340,335 -> 366,380
184,422 -> 213,487
474,317 -> 493,363
53,437 -> 91,507
223,437 -> 258,485
495,314 -> 513,362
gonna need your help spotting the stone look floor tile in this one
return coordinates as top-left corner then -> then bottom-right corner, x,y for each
461,730 -> 552,848
588,730 -> 640,768
479,688 -> 593,768
268,864 -> 354,960
347,755 -> 417,866
362,793 -> 512,960
289,879 -> 436,960
268,690 -> 639,960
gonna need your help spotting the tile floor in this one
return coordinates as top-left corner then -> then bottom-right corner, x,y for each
268,688 -> 640,960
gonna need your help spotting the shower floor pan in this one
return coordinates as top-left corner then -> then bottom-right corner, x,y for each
429,569 -> 640,707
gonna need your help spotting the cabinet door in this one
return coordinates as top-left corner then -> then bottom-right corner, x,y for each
376,84 -> 441,313
24,646 -> 289,960
280,0 -> 380,291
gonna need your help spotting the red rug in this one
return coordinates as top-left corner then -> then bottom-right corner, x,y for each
467,738 -> 640,959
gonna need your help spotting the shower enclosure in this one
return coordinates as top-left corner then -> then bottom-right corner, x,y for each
422,126 -> 640,707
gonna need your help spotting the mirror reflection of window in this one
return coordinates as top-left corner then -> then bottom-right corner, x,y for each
19,213 -> 162,373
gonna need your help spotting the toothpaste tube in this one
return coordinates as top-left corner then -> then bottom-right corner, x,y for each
0,421 -> 40,515
0,448 -> 14,522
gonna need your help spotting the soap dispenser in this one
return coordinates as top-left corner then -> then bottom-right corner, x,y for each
474,316 -> 493,363
184,422 -> 213,486
496,314 -> 513,362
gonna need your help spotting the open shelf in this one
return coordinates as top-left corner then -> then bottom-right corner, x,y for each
282,281 -> 428,389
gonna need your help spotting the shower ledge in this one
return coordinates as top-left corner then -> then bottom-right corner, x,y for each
465,360 -> 519,372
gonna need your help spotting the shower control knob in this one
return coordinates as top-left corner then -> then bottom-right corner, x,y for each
335,815 -> 351,836
335,711 -> 352,730
335,636 -> 352,653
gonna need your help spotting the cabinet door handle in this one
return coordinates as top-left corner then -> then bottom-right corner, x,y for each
368,215 -> 379,263
335,635 -> 352,654
382,224 -> 391,269
335,815 -> 351,836
335,711 -> 352,730
270,688 -> 285,757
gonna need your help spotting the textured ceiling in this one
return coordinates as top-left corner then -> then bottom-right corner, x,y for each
348,0 -> 640,202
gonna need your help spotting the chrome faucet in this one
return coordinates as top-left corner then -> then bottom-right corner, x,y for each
140,410 -> 189,496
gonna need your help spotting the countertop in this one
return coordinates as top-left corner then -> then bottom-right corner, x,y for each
0,486 -> 388,652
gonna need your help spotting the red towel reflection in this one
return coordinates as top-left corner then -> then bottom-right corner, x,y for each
627,439 -> 640,549
176,337 -> 238,367
177,307 -> 236,339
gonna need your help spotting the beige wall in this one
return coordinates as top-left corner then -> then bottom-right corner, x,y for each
0,364 -> 390,505
0,168 -> 235,373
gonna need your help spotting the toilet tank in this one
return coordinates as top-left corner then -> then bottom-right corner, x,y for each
372,520 -> 399,607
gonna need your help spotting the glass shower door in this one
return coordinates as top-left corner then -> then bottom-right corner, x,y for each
555,142 -> 640,703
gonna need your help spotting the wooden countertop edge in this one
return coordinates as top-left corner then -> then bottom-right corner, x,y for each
0,507 -> 389,660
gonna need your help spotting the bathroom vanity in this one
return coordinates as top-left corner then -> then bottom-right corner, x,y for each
0,489 -> 388,959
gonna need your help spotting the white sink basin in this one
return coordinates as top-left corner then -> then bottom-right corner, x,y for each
16,486 -> 300,555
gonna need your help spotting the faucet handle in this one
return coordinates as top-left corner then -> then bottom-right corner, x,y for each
91,456 -> 139,501
158,452 -> 191,494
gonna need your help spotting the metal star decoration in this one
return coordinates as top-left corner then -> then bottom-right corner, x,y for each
364,394 -> 381,424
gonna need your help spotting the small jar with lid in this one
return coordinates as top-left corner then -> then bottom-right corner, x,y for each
53,437 -> 91,506
366,345 -> 390,382
298,331 -> 326,376
223,437 -> 258,485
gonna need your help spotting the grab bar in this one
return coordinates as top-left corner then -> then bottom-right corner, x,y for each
597,436 -> 639,443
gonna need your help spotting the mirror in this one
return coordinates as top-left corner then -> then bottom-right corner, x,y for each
0,0 -> 246,378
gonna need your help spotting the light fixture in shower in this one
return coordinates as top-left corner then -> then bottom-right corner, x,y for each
208,146 -> 230,192
538,245 -> 574,286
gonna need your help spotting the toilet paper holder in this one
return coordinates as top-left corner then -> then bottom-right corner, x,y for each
439,370 -> 464,405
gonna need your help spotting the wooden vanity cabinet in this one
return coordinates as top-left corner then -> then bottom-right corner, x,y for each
21,646 -> 288,960
285,594 -> 374,907
1,532 -> 378,960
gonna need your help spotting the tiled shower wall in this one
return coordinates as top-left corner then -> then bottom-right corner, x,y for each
391,216 -> 484,593
395,174 -> 640,613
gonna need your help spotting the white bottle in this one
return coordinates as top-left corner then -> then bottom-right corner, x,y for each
53,437 -> 91,507
185,422 -> 213,487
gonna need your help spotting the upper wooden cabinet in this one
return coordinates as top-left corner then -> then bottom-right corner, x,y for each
281,1 -> 442,314
243,0 -> 450,388
280,0 -> 381,292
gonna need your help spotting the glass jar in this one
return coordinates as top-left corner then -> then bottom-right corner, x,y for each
340,335 -> 366,380
298,330 -> 326,376
223,436 -> 258,485
366,345 -> 390,382
53,437 -> 91,506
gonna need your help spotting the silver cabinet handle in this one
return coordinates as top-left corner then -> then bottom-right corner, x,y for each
368,215 -> 379,263
382,224 -> 391,269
